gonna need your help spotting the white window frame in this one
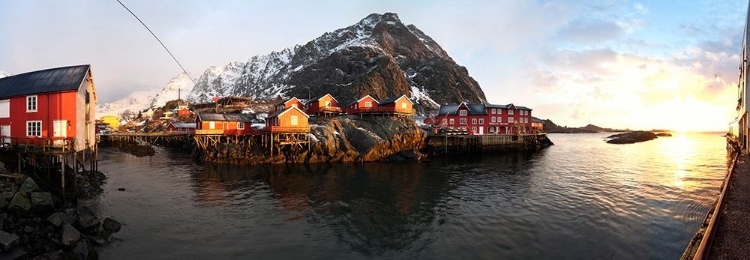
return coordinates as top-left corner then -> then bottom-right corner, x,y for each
472,118 -> 477,124
27,95 -> 38,112
508,109 -> 514,115
401,102 -> 407,109
491,108 -> 496,114
442,119 -> 447,125
291,115 -> 299,126
26,120 -> 41,137
524,118 -> 528,123
459,110 -> 467,116
509,117 -> 514,123
0,100 -> 9,118
479,118 -> 484,124
472,126 -> 477,133
449,118 -> 454,125
491,117 -> 496,123
209,121 -> 216,129
460,118 -> 467,125
365,101 -> 372,108
237,122 -> 245,129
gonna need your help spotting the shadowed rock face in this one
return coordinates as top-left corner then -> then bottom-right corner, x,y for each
606,131 -> 658,144
189,13 -> 486,114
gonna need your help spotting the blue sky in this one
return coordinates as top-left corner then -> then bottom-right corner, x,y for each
0,0 -> 747,131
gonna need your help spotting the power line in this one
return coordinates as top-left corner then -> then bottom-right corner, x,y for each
115,0 -> 196,85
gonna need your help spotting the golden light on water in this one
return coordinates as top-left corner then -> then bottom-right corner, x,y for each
666,132 -> 693,190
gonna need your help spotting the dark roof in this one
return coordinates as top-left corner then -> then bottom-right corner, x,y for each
169,122 -> 197,129
437,103 -> 486,115
267,106 -> 310,119
437,105 -> 459,116
466,104 -> 487,115
0,65 -> 90,99
198,113 -> 253,122
379,95 -> 411,105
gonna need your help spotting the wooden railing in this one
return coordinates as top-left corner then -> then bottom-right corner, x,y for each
355,107 -> 416,114
1,136 -> 77,153
318,107 -> 343,113
266,126 -> 310,133
195,129 -> 225,135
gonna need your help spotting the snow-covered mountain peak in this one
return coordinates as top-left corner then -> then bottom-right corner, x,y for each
150,72 -> 196,107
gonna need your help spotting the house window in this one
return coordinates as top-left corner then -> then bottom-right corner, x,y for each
460,118 -> 467,125
442,119 -> 447,125
0,100 -> 9,118
325,101 -> 331,107
237,122 -> 245,129
26,121 -> 41,137
524,118 -> 528,123
365,102 -> 372,108
459,110 -> 467,116
449,118 -> 454,125
472,127 -> 477,133
497,117 -> 502,123
209,121 -> 216,129
479,118 -> 484,124
472,118 -> 477,124
291,115 -> 299,126
491,117 -> 496,123
27,95 -> 37,112
492,108 -> 496,114
401,102 -> 407,109
509,117 -> 514,123
508,109 -> 514,115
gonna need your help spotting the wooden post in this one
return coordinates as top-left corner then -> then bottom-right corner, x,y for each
61,155 -> 65,198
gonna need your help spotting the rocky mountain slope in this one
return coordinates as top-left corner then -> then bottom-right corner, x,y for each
188,13 -> 486,114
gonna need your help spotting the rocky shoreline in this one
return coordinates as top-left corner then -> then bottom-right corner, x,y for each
606,131 -> 659,144
0,160 -> 118,259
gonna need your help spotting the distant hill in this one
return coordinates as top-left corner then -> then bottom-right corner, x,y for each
537,117 -> 625,133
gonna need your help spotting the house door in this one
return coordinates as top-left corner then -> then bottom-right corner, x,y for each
53,120 -> 67,146
1,125 -> 10,145
478,127 -> 484,135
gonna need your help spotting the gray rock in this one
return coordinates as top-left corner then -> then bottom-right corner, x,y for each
1,192 -> 14,203
30,192 -> 54,210
76,206 -> 99,230
0,247 -> 26,259
72,240 -> 88,259
102,218 -> 122,234
46,212 -> 64,227
0,195 -> 7,210
63,208 -> 77,225
0,213 -> 13,232
8,193 -> 30,213
18,178 -> 39,193
0,161 -> 7,175
0,230 -> 19,251
60,223 -> 80,246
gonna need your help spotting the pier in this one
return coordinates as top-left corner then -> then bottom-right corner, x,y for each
425,133 -> 551,155
104,131 -> 191,146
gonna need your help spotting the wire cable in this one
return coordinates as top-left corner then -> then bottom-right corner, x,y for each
115,0 -> 196,85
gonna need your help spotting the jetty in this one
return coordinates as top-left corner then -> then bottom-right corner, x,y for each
425,133 -> 552,155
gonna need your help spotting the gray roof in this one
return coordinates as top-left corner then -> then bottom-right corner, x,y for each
0,65 -> 90,99
379,95 -> 411,105
198,113 -> 253,122
437,103 -> 486,115
170,122 -> 196,129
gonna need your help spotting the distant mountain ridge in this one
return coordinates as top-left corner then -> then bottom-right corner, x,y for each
96,73 -> 194,118
187,12 -> 486,114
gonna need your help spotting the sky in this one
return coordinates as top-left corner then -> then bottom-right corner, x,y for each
0,0 -> 747,131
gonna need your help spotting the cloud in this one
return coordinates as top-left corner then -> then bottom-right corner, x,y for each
556,19 -> 625,43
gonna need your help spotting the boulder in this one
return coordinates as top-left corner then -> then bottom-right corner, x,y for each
8,193 -> 31,213
1,192 -> 14,203
60,223 -> 81,246
0,195 -> 7,210
46,212 -> 65,227
606,131 -> 658,144
76,206 -> 100,231
30,192 -> 54,211
63,208 -> 77,225
0,213 -> 13,232
655,132 -> 672,137
0,161 -> 7,175
102,218 -> 122,234
0,230 -> 19,251
18,178 -> 40,193
72,240 -> 89,259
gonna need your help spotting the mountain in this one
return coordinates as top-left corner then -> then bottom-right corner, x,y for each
0,71 -> 9,78
187,13 -> 486,114
96,73 -> 195,118
150,72 -> 195,108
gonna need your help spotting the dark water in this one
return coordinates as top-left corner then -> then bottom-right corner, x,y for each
91,133 -> 729,259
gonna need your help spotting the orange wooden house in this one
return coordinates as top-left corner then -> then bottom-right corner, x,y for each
195,112 -> 254,135
345,95 -> 379,114
265,106 -> 310,133
274,97 -> 304,112
306,93 -> 342,116
377,95 -> 414,115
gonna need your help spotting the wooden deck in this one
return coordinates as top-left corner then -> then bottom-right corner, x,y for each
0,136 -> 77,154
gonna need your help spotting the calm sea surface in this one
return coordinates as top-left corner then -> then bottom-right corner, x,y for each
92,132 -> 730,259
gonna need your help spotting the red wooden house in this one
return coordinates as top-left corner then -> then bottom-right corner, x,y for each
437,102 -> 533,135
0,64 -> 97,151
166,122 -> 196,134
306,93 -> 342,116
377,95 -> 414,115
345,95 -> 379,114
195,112 -> 254,135
274,97 -> 304,112
265,106 -> 310,133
